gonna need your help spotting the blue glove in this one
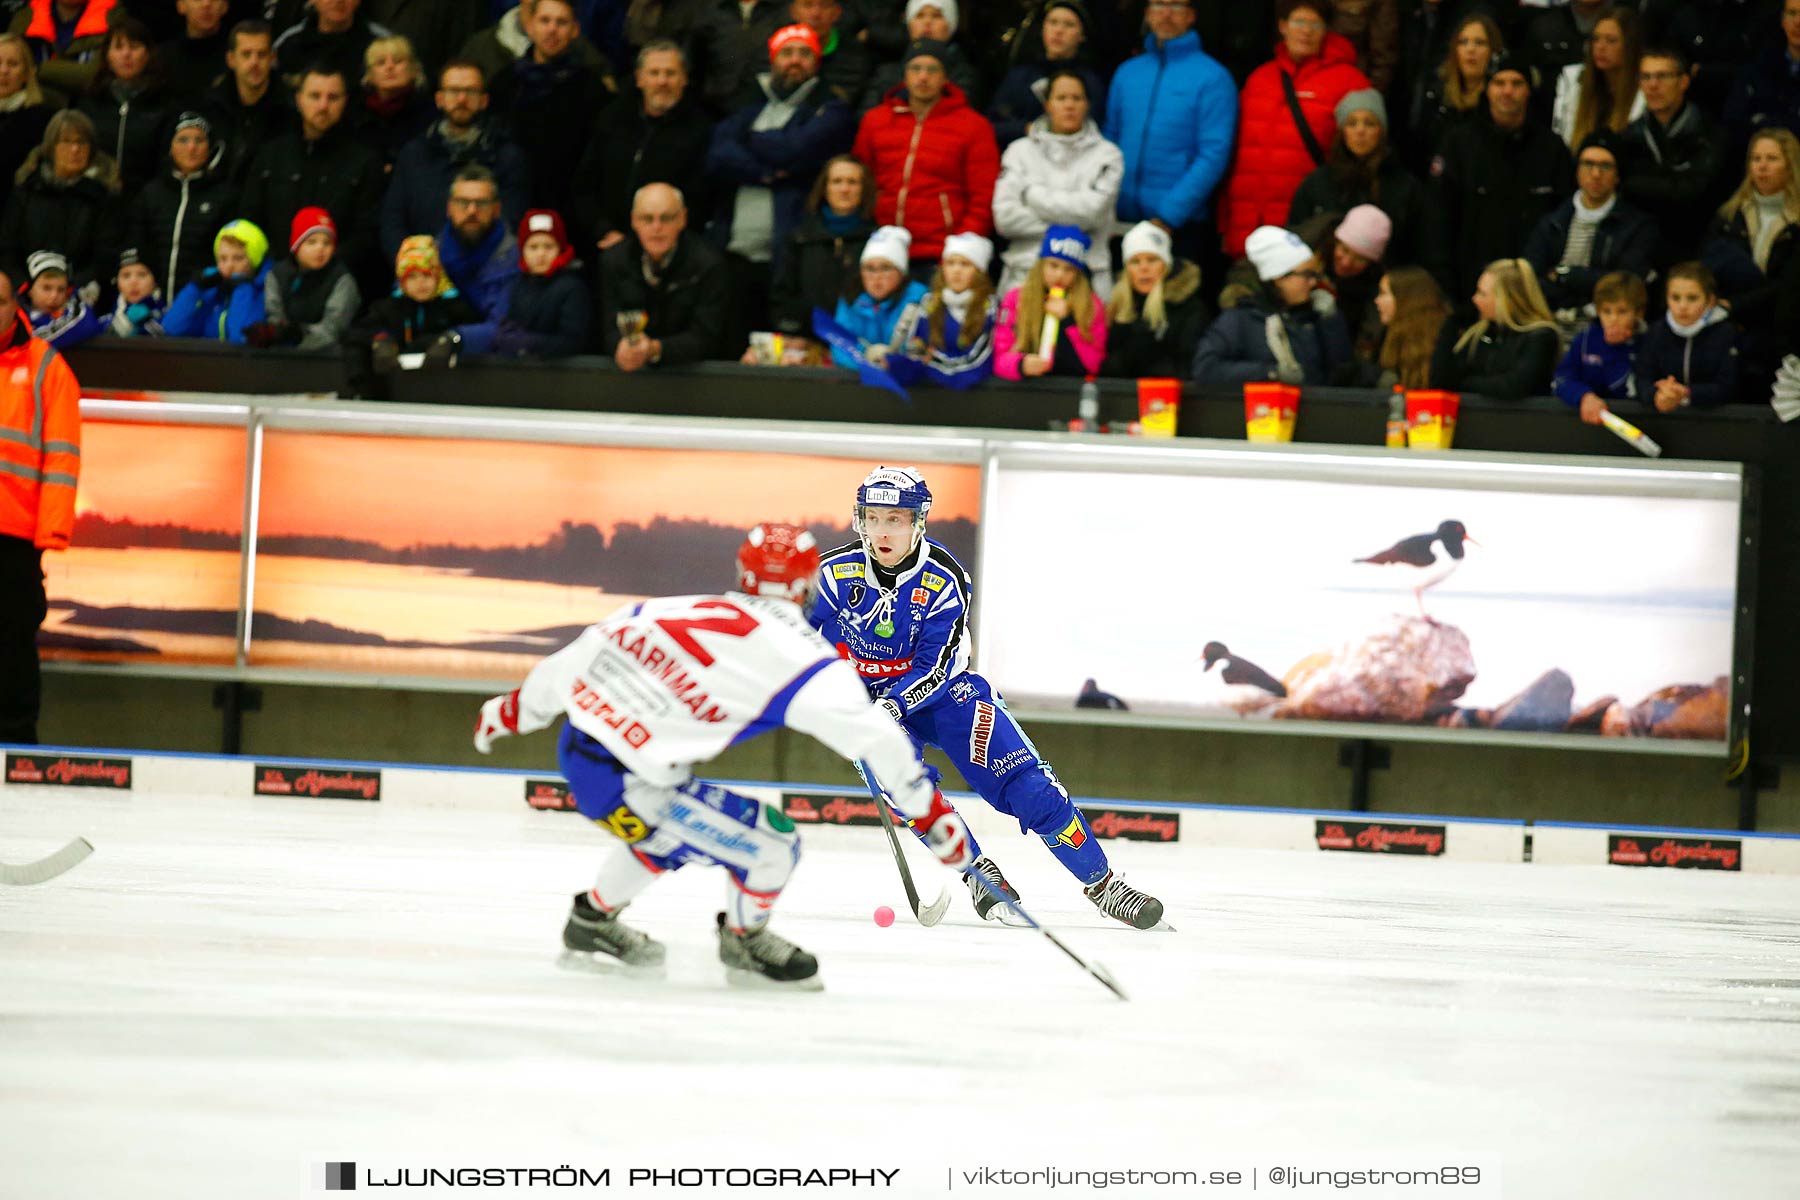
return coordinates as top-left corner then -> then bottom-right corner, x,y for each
124,303 -> 150,323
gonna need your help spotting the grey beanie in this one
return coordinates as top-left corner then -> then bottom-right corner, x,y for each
1335,88 -> 1387,130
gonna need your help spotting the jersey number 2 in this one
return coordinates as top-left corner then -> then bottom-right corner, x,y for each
656,601 -> 758,667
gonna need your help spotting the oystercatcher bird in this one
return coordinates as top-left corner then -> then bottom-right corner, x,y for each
1200,642 -> 1288,715
1354,519 -> 1477,619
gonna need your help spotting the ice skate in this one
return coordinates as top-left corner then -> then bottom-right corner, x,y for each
558,892 -> 666,976
1085,871 -> 1170,931
715,913 -> 823,991
964,856 -> 1029,926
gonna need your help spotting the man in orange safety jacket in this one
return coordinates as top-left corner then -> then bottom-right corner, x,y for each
0,268 -> 81,744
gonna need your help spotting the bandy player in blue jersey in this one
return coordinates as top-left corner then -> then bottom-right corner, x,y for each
810,466 -> 1165,930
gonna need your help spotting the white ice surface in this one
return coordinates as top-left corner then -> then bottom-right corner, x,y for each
4,788 -> 1800,1200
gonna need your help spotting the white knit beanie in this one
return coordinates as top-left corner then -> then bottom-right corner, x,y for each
941,232 -> 993,275
1120,221 -> 1172,268
906,0 -> 959,37
861,225 -> 913,269
1245,225 -> 1314,282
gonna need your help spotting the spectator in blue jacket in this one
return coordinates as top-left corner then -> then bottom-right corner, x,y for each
1552,270 -> 1645,424
828,223 -> 927,369
1102,0 -> 1236,257
492,208 -> 590,358
1635,261 -> 1741,410
706,22 -> 855,357
434,164 -> 518,355
889,230 -> 995,389
1722,1 -> 1800,151
164,218 -> 271,343
20,250 -> 104,348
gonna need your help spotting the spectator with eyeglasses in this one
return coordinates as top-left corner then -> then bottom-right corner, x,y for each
1192,224 -> 1350,386
381,60 -> 530,260
1616,47 -> 1725,268
433,164 -> 519,355
597,182 -> 726,370
1523,130 -> 1657,335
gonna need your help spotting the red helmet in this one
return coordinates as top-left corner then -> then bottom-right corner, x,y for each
737,523 -> 821,604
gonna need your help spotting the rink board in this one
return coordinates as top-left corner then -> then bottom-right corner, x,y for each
9,743 -> 1798,874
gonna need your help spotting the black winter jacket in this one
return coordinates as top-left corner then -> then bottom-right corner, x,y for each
690,0 -> 789,117
0,148 -> 122,289
1102,260 -> 1213,380
77,82 -> 175,194
1616,104 -> 1727,264
490,49 -> 610,217
1522,197 -> 1659,312
500,269 -> 591,358
0,104 -> 51,212
129,155 -> 239,295
570,93 -> 710,250
1192,289 -> 1352,387
595,233 -> 726,365
1634,313 -> 1742,408
350,289 -> 480,347
1427,111 -> 1573,305
1430,320 -> 1560,400
380,119 -> 531,260
199,76 -> 298,183
769,211 -> 874,338
241,123 -> 384,276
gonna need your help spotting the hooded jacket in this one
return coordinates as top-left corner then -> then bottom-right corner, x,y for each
1220,33 -> 1371,257
991,116 -> 1122,295
1191,288 -> 1351,387
1101,260 -> 1213,379
1104,30 -> 1237,231
128,145 -> 239,295
0,144 -> 122,289
1552,320 -> 1641,408
1634,306 -> 1740,409
852,82 -> 1000,261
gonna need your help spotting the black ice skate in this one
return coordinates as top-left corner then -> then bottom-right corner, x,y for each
964,856 -> 1029,926
715,913 -> 823,991
559,892 -> 666,975
1085,871 -> 1169,931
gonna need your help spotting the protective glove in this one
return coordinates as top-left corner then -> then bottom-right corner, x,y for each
876,697 -> 902,723
473,689 -> 521,753
124,302 -> 152,324
909,789 -> 974,871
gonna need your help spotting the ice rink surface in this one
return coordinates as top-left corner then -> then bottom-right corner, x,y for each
4,786 -> 1800,1200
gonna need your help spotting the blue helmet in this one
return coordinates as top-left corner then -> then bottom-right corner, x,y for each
853,465 -> 931,555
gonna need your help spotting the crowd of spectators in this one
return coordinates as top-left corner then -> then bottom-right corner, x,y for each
2,0 -> 1797,411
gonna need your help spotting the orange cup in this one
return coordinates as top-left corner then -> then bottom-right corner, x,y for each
1243,382 -> 1300,443
1404,389 -> 1461,450
1137,378 -> 1181,438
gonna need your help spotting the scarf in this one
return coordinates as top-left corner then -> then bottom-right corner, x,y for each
1665,305 -> 1726,339
364,88 -> 415,120
437,220 -> 504,289
940,286 -> 975,329
821,208 -> 862,236
0,90 -> 31,112
1751,192 -> 1788,272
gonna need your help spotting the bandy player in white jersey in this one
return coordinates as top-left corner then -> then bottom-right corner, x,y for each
472,523 -> 974,989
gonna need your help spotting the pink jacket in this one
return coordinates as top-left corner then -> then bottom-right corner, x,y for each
994,287 -> 1107,380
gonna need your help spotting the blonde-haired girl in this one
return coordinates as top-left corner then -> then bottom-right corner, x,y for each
1431,258 -> 1561,398
994,224 -> 1106,379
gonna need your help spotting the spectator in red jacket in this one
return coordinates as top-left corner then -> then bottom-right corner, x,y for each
851,37 -> 998,272
1219,0 -> 1371,259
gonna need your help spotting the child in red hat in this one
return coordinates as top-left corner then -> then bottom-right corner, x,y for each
248,206 -> 362,349
491,209 -> 591,358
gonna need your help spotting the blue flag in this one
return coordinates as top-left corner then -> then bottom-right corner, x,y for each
811,308 -> 912,402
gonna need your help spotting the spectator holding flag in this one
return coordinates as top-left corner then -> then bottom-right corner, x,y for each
826,222 -> 926,370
